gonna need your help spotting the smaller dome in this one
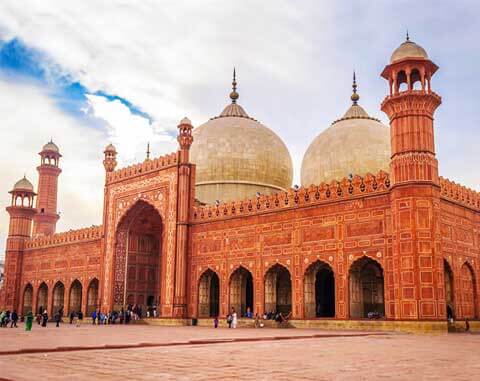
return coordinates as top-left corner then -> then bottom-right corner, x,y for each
13,176 -> 34,192
104,143 -> 117,153
180,117 -> 192,125
42,140 -> 59,153
390,38 -> 428,63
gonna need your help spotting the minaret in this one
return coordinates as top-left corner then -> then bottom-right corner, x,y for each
173,117 -> 194,317
381,35 -> 441,185
381,36 -> 444,321
33,141 -> 62,236
3,177 -> 36,311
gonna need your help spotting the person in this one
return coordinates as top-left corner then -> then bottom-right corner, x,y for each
54,310 -> 62,327
41,309 -> 48,327
214,316 -> 219,328
466,318 -> 470,332
231,308 -> 238,329
25,311 -> 33,331
36,312 -> 42,325
153,305 -> 157,318
226,313 -> 232,328
254,313 -> 260,328
78,310 -> 83,324
119,308 -> 124,324
69,310 -> 75,324
10,310 -> 18,328
73,311 -> 79,327
246,307 -> 253,319
0,310 -> 5,327
92,310 -> 97,325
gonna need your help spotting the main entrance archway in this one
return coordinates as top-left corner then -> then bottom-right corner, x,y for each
349,257 -> 385,318
229,266 -> 253,317
198,269 -> 220,318
113,200 -> 162,310
265,264 -> 292,315
304,261 -> 335,318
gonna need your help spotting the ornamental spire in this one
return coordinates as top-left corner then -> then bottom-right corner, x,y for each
146,142 -> 150,160
229,67 -> 239,104
406,29 -> 410,41
351,71 -> 360,105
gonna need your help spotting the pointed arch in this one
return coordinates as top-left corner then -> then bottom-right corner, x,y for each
198,268 -> 220,318
69,279 -> 83,314
304,260 -> 335,318
23,283 -> 33,315
443,259 -> 455,319
37,282 -> 48,314
229,266 -> 253,317
113,199 -> 163,309
460,262 -> 477,319
87,278 -> 99,316
349,256 -> 385,319
52,281 -> 65,315
264,263 -> 292,315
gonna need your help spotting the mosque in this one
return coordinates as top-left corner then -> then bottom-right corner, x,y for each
1,36 -> 478,332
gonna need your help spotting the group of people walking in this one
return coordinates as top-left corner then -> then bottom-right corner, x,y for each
0,310 -> 19,328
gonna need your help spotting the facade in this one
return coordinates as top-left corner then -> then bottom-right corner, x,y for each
1,38 -> 479,332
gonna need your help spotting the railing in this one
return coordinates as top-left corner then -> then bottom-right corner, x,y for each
106,152 -> 178,184
25,225 -> 103,249
192,171 -> 391,222
439,176 -> 480,210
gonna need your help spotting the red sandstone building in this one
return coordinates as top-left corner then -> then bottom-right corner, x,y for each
1,38 -> 478,332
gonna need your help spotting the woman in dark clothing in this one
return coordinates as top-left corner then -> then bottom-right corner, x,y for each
10,311 -> 18,328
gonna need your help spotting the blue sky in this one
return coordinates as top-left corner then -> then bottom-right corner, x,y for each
0,0 -> 479,257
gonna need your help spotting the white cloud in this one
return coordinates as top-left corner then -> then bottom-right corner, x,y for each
85,94 -> 176,165
0,77 -> 106,256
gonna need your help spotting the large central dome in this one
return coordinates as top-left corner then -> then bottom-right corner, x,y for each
191,72 -> 293,204
301,75 -> 390,186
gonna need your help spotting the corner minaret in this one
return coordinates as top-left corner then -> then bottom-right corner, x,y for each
173,117 -> 194,317
33,140 -> 62,236
3,177 -> 37,311
380,35 -> 442,185
381,36 -> 444,321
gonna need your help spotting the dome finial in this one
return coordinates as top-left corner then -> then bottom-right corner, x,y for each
351,71 -> 360,105
229,67 -> 239,104
146,142 -> 150,160
406,29 -> 410,41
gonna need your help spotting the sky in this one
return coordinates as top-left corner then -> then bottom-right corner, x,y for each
0,1 -> 479,258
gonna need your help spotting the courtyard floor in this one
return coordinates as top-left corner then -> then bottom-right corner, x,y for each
0,323 -> 479,380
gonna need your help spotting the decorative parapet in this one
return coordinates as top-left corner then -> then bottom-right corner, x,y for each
106,152 -> 178,184
192,171 -> 391,222
439,176 -> 480,210
25,225 -> 103,249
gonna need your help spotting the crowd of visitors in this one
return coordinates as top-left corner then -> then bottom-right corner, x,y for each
0,303 -> 159,331
221,307 -> 292,329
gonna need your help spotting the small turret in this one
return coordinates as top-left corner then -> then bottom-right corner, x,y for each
103,143 -> 117,172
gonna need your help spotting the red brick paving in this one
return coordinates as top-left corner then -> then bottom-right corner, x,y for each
0,324 -> 479,380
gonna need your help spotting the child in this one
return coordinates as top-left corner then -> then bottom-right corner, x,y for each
214,316 -> 219,328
